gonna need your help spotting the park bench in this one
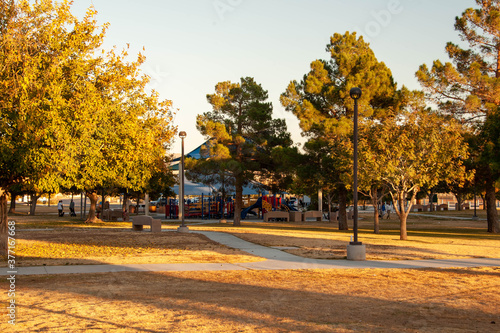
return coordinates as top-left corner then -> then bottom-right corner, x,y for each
103,209 -> 123,221
264,211 -> 289,222
303,210 -> 322,221
289,211 -> 302,222
131,215 -> 162,232
329,211 -> 338,222
436,204 -> 448,211
411,204 -> 424,212
455,203 -> 470,210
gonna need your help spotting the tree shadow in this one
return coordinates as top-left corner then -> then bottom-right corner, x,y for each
10,268 -> 500,332
224,231 -> 498,260
9,229 -> 262,267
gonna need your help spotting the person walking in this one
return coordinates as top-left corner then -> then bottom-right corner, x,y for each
57,200 -> 64,217
69,199 -> 76,217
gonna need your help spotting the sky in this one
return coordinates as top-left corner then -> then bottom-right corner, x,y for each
71,0 -> 475,154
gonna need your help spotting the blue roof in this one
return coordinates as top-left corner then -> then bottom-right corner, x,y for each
171,140 -> 268,196
171,142 -> 208,163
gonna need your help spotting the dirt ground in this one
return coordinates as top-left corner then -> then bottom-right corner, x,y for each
5,229 -> 262,267
1,206 -> 500,332
1,268 -> 499,332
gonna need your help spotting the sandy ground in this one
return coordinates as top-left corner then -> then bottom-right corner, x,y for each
5,229 -> 262,267
1,267 -> 499,332
2,206 -> 499,331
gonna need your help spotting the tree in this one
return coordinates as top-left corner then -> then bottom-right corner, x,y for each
60,44 -> 176,223
197,77 -> 291,226
185,151 -> 234,201
0,0 -> 83,254
364,110 -> 469,240
358,126 -> 391,234
0,0 -> 175,255
416,0 -> 500,233
281,31 -> 399,229
476,110 -> 500,231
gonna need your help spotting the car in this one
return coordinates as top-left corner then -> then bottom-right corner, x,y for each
151,198 -> 167,206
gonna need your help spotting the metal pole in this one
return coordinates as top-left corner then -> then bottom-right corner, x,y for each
352,97 -> 360,245
180,136 -> 185,226
80,192 -> 83,220
473,191 -> 478,219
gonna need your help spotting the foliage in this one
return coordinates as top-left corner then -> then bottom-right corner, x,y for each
363,110 -> 469,240
193,77 -> 291,225
0,0 -> 175,255
281,31 -> 400,229
416,0 -> 500,233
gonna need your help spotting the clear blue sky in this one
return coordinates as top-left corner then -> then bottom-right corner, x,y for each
71,0 -> 474,153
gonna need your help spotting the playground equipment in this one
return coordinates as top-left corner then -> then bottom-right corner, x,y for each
240,195 -> 298,220
165,196 -> 234,220
164,194 -> 300,221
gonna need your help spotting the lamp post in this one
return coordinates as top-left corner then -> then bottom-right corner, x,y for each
177,131 -> 189,233
347,87 -> 366,260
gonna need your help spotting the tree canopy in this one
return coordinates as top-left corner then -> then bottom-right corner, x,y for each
362,109 -> 469,240
417,0 -> 500,233
0,0 -> 176,255
193,77 -> 291,226
281,31 -> 400,229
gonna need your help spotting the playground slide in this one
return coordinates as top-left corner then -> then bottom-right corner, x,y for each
241,197 -> 263,219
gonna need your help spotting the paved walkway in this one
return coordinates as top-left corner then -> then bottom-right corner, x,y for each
2,230 -> 499,276
408,213 -> 486,220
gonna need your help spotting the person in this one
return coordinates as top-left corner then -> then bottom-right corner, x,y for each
69,199 -> 76,217
381,202 -> 386,218
57,200 -> 64,217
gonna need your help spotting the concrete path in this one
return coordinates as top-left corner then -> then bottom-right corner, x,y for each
2,230 -> 499,276
408,213 -> 486,220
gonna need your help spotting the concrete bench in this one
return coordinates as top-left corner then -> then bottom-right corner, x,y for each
436,204 -> 448,211
303,211 -> 322,221
289,211 -> 302,222
132,215 -> 161,232
411,204 -> 424,212
103,209 -> 123,221
264,211 -> 289,222
329,211 -> 338,222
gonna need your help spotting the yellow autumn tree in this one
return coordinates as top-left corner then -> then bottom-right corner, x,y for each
362,110 -> 469,240
0,0 -> 175,255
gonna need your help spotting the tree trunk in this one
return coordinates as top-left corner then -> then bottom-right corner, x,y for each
29,193 -> 39,216
122,193 -> 128,212
392,190 -> 414,240
400,212 -> 408,240
121,193 -> 129,222
233,177 -> 243,226
480,193 -> 487,210
85,191 -> 101,223
8,192 -> 16,214
0,189 -> 7,257
338,185 -> 348,230
397,191 -> 409,240
372,191 -> 380,234
455,193 -> 464,211
485,180 -> 499,233
428,192 -> 435,212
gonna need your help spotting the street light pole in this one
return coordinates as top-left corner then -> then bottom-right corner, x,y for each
350,87 -> 361,245
473,183 -> 478,220
347,87 -> 366,260
177,131 -> 189,233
